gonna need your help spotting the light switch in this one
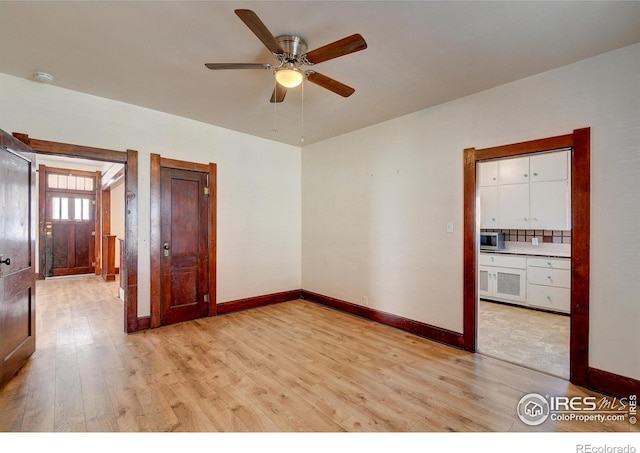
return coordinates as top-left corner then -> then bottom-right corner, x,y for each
446,222 -> 454,233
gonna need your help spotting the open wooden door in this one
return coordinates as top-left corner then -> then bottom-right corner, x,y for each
0,130 -> 37,388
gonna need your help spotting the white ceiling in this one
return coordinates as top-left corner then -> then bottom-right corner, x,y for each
2,1 -> 640,147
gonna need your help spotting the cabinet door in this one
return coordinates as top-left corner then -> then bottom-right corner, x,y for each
479,161 -> 498,186
530,150 -> 569,182
530,180 -> 570,230
479,186 -> 499,228
478,267 -> 491,297
494,267 -> 527,303
498,156 -> 529,185
498,184 -> 530,229
527,284 -> 570,313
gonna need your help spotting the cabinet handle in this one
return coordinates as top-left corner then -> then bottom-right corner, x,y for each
523,217 -> 528,221
492,217 -> 495,221
533,217 -> 538,222
547,262 -> 552,266
524,174 -> 528,177
533,172 -> 538,176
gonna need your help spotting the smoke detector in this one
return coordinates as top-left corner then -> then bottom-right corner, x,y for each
34,71 -> 55,83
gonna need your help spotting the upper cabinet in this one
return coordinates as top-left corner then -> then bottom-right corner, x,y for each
498,156 -> 530,185
479,160 -> 498,186
479,150 -> 571,230
530,151 -> 569,182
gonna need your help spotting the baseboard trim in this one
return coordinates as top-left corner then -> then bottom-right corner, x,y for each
217,289 -> 302,315
588,367 -> 640,398
300,290 -> 465,350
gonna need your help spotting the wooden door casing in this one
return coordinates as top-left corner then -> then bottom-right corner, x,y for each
160,167 -> 210,326
0,130 -> 37,388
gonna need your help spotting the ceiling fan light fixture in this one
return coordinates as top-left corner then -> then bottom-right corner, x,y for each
275,68 -> 303,88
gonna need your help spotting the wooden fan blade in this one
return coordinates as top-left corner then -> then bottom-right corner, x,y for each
304,34 -> 367,64
205,63 -> 272,70
306,72 -> 355,97
270,84 -> 287,103
235,9 -> 284,55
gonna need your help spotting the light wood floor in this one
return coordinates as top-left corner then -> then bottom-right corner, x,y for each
0,276 -> 634,433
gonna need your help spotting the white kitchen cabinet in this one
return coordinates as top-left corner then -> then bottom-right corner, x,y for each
479,150 -> 571,230
526,256 -> 571,313
497,183 -> 530,229
479,161 -> 498,186
530,180 -> 571,230
479,253 -> 527,305
530,150 -> 569,182
498,156 -> 529,185
480,186 -> 499,228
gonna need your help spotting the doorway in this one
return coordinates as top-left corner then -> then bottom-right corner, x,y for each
462,128 -> 591,387
12,133 -> 141,333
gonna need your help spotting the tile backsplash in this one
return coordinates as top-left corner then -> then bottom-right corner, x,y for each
482,229 -> 571,244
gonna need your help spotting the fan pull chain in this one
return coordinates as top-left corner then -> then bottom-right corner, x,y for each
272,76 -> 278,134
300,78 -> 304,143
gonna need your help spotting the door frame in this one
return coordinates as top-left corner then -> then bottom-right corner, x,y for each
463,127 -> 590,387
38,165 -> 101,278
149,154 -> 217,328
13,133 -> 141,333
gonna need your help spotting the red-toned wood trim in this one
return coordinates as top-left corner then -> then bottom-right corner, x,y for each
149,155 -> 217,327
94,170 -> 102,275
208,163 -> 218,317
472,133 -> 574,161
217,290 -> 302,315
136,316 -> 151,332
37,164 -> 46,280
462,148 -> 477,352
463,128 -> 591,387
588,368 -> 640,399
302,290 -> 466,349
125,149 -> 138,333
570,127 -> 591,387
159,157 -> 209,173
18,137 -> 127,163
13,132 -> 137,333
150,154 -> 162,328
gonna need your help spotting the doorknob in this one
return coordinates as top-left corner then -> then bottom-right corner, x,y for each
0,255 -> 9,276
163,243 -> 170,257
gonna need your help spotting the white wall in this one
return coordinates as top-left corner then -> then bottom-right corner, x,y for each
0,73 -> 302,317
302,43 -> 640,380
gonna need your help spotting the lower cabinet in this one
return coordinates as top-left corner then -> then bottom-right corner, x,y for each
479,254 -> 527,305
480,253 -> 571,313
526,257 -> 571,313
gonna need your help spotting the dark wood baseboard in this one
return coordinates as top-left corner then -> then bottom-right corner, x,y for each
588,367 -> 640,399
217,290 -> 302,315
136,316 -> 151,331
300,290 -> 465,350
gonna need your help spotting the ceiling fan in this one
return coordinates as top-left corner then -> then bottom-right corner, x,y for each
205,9 -> 367,103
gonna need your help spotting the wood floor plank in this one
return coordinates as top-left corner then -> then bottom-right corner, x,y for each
0,276 -> 632,434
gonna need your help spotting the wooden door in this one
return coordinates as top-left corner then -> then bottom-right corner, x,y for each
42,168 -> 97,277
0,130 -> 36,388
160,167 -> 209,325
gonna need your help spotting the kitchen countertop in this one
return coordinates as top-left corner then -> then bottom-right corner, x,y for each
481,241 -> 571,258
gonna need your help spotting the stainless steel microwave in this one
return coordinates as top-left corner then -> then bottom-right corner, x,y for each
480,232 -> 505,251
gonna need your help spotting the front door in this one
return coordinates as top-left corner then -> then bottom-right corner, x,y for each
160,167 -> 210,325
41,167 -> 97,277
0,130 -> 36,387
